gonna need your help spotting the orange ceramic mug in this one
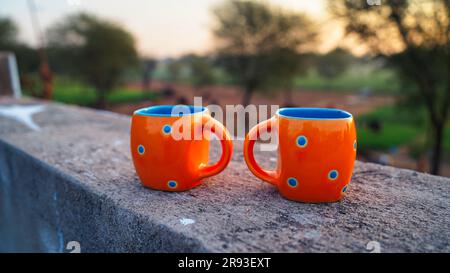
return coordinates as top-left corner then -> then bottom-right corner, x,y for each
244,108 -> 357,203
131,105 -> 233,191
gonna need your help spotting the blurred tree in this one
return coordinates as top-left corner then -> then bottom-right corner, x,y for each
267,48 -> 306,106
142,58 -> 157,93
213,0 -> 317,105
0,17 -> 41,95
330,0 -> 449,175
166,59 -> 183,82
12,44 -> 40,75
48,13 -> 138,108
28,0 -> 54,100
186,54 -> 216,88
0,17 -> 18,48
316,48 -> 354,79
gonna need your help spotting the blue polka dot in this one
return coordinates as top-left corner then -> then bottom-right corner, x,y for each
353,140 -> 357,151
296,135 -> 308,148
287,177 -> 298,188
328,170 -> 338,180
137,145 -> 145,155
342,185 -> 348,193
162,124 -> 171,134
168,180 -> 177,188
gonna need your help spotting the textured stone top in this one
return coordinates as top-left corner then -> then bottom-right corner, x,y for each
0,97 -> 449,252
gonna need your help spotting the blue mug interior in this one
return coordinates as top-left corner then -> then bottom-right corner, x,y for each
277,108 -> 352,120
134,105 -> 206,117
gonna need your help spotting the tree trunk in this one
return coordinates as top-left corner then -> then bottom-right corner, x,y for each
242,87 -> 254,106
142,72 -> 151,93
283,89 -> 295,107
96,89 -> 108,109
39,61 -> 53,100
430,122 -> 444,175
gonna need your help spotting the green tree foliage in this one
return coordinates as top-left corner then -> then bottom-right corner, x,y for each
185,54 -> 216,88
166,58 -> 184,82
316,48 -> 354,79
0,17 -> 18,48
165,54 -> 216,87
213,0 -> 317,105
142,58 -> 157,92
0,17 -> 39,74
47,13 -> 138,108
329,0 -> 450,175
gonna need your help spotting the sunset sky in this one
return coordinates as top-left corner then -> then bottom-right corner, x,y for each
0,0 -> 351,58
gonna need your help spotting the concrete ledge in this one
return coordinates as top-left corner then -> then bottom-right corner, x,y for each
1,97 -> 449,252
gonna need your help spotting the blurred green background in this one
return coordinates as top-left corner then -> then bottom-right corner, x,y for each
0,0 -> 448,176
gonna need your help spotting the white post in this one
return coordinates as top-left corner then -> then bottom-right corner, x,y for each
7,53 -> 22,99
0,52 -> 22,98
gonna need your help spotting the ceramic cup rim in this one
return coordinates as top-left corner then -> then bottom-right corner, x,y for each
133,105 -> 208,117
276,107 -> 353,121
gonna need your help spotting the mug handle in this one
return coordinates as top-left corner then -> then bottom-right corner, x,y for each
243,118 -> 279,185
198,115 -> 233,179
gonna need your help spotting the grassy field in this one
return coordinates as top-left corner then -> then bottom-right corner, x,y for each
151,59 -> 400,94
356,105 -> 450,158
294,68 -> 400,94
23,77 -> 157,106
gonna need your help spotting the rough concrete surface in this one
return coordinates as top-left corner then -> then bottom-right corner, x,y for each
0,97 -> 449,252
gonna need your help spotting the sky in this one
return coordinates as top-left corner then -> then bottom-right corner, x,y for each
0,0 -> 348,58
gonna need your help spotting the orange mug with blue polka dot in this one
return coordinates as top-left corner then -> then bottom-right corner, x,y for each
244,108 -> 357,203
131,105 -> 233,191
